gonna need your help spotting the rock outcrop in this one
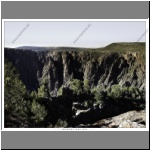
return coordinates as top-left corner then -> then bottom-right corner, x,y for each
77,110 -> 146,128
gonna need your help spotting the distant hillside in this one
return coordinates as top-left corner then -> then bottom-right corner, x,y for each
16,46 -> 89,52
15,42 -> 145,53
16,46 -> 54,51
89,42 -> 145,53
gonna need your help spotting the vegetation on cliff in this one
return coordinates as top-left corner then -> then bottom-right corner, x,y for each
4,42 -> 146,128
4,60 -> 145,128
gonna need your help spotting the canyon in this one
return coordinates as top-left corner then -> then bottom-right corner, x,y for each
4,42 -> 146,128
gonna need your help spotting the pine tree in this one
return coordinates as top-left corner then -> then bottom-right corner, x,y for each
37,79 -> 50,98
4,59 -> 31,120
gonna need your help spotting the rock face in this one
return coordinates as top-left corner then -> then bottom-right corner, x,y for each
4,43 -> 145,96
77,110 -> 146,128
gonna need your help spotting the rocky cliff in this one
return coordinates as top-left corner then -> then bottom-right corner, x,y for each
77,110 -> 146,128
4,43 -> 145,96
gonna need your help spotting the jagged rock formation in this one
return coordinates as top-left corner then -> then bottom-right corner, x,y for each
4,43 -> 145,96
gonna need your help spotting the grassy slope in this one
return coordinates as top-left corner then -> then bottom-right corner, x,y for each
88,42 -> 145,52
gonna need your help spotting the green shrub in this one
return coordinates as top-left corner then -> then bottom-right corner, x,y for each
30,90 -> 37,99
94,91 -> 107,104
57,86 -> 63,96
38,79 -> 50,98
91,85 -> 103,95
83,79 -> 90,93
54,119 -> 68,128
109,84 -> 123,100
31,99 -> 47,123
70,79 -> 83,95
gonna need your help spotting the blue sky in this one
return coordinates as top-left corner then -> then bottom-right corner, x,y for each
5,21 -> 146,48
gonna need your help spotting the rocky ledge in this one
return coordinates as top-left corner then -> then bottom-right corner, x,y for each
77,110 -> 146,128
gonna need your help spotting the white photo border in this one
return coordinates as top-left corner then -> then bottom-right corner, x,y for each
2,19 -> 149,131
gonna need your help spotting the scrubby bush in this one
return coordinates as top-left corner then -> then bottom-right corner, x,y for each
57,86 -> 63,96
31,99 -> 47,123
108,84 -> 123,100
30,90 -> 37,98
70,79 -> 83,95
55,119 -> 68,128
38,79 -> 50,98
94,91 -> 107,104
83,79 -> 90,93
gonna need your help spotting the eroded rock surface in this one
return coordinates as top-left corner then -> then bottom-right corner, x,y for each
4,43 -> 145,96
77,110 -> 146,128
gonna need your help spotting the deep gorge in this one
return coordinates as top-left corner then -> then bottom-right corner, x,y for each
4,43 -> 146,128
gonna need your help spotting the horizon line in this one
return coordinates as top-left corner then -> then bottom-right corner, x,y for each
4,42 -> 145,49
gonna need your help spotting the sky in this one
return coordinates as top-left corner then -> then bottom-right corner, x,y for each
4,21 -> 146,48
